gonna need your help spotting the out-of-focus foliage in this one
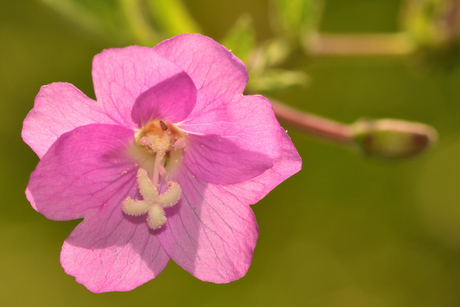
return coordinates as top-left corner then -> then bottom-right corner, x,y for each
402,0 -> 460,69
144,0 -> 201,38
247,39 -> 309,93
40,0 -> 200,46
248,67 -> 309,93
221,14 -> 256,64
271,0 -> 324,50
40,0 -> 155,45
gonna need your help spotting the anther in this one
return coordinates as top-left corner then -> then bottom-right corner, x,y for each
139,136 -> 151,146
160,120 -> 168,131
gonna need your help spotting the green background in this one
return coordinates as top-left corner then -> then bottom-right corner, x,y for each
2,0 -> 460,306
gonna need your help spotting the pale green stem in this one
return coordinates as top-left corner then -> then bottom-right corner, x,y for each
310,33 -> 415,56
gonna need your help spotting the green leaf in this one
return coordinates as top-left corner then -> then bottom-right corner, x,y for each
144,0 -> 201,37
248,69 -> 309,93
271,0 -> 324,45
402,0 -> 460,70
221,14 -> 256,63
40,0 -> 163,46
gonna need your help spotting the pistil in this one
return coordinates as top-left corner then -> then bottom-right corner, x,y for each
122,120 -> 184,229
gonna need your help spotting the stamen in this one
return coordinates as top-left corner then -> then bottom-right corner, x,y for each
157,164 -> 167,176
139,136 -> 151,146
173,137 -> 186,149
160,120 -> 168,131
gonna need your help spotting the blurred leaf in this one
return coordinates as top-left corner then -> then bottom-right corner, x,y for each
248,69 -> 308,93
41,0 -> 161,46
271,0 -> 324,48
262,39 -> 292,67
221,14 -> 256,63
120,0 -> 160,45
144,0 -> 201,37
402,0 -> 460,70
249,39 -> 291,76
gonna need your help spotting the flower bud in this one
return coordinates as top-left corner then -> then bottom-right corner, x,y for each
352,118 -> 438,159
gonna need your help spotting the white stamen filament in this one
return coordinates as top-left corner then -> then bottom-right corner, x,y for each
152,150 -> 164,189
173,137 -> 186,149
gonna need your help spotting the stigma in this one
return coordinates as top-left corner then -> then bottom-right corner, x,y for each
122,168 -> 181,229
123,120 -> 185,229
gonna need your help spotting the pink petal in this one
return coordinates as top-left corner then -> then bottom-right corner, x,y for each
26,124 -> 137,221
92,46 -> 185,127
131,71 -> 197,126
157,166 -> 258,283
182,95 -> 283,184
223,129 -> 302,204
153,33 -> 248,120
61,202 -> 169,293
184,134 -> 275,184
22,83 -> 120,158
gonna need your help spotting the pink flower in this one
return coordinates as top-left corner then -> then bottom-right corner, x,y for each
23,34 -> 301,293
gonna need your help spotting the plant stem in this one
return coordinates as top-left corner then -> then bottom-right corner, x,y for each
310,33 -> 414,56
270,100 -> 353,145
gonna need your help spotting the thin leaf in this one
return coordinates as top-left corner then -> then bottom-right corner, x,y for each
144,0 -> 201,37
221,14 -> 256,63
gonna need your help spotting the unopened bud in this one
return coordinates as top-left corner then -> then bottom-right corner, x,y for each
352,118 -> 438,159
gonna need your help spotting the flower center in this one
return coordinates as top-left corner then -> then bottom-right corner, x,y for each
123,120 -> 185,229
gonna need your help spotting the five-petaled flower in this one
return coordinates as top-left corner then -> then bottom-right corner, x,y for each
23,34 -> 301,293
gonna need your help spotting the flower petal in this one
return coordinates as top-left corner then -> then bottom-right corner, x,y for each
92,46 -> 185,127
131,71 -> 197,126
223,129 -> 302,204
26,124 -> 137,221
22,82 -> 120,158
153,33 -> 248,119
184,134 -> 275,184
61,205 -> 169,293
181,95 -> 283,184
157,166 -> 258,283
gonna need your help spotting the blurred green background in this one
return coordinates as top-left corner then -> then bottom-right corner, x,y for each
2,0 -> 460,306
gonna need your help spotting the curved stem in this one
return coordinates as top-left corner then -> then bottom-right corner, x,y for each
270,99 -> 353,145
310,33 -> 414,56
